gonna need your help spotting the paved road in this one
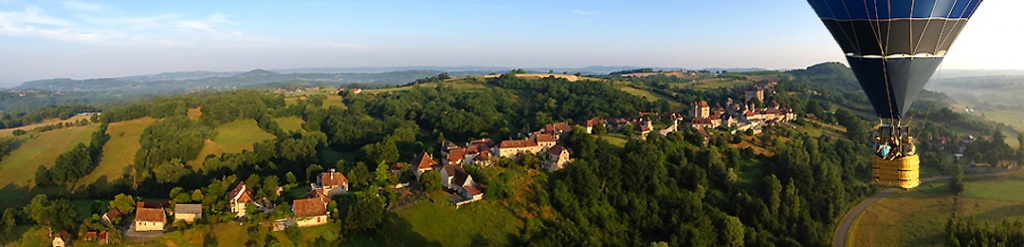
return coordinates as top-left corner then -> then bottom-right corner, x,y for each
833,169 -> 1019,247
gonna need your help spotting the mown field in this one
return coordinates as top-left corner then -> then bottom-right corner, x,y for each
348,192 -> 524,246
74,117 -> 155,190
0,115 -> 93,138
0,124 -> 99,208
188,119 -> 276,170
275,116 -> 305,133
848,170 -> 1024,246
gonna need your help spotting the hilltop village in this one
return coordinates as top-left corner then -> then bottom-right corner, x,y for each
17,77 -> 806,246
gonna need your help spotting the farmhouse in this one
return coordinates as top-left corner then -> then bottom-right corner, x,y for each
101,209 -> 123,226
134,202 -> 167,232
412,152 -> 440,179
317,168 -> 349,196
228,182 -> 255,218
580,117 -> 603,134
292,197 -> 329,228
545,144 -> 572,172
497,138 -> 542,158
52,230 -> 71,247
173,204 -> 202,223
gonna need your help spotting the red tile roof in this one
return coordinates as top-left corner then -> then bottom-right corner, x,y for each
292,198 -> 327,218
547,145 -> 567,156
499,139 -> 537,149
135,207 -> 165,223
693,100 -> 710,108
582,117 -> 603,127
535,134 -> 556,143
413,152 -> 439,170
447,148 -> 466,164
469,138 -> 493,147
229,182 -> 253,203
320,171 -> 348,187
463,184 -> 484,196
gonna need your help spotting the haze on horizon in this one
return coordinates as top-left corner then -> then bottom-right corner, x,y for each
0,0 -> 1021,86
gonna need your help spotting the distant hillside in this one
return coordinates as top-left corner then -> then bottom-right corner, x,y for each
13,70 -> 486,95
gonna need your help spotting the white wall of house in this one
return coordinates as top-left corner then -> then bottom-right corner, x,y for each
174,213 -> 200,223
134,220 -> 165,232
295,215 -> 328,228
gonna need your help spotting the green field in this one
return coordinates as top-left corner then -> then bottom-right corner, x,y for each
849,172 -> 1024,246
0,125 -> 99,187
157,222 -> 341,247
0,115 -> 93,138
275,116 -> 306,133
212,119 -> 277,154
600,133 -> 630,147
963,179 -> 1024,202
690,78 -> 749,89
353,193 -> 523,246
186,119 -> 276,170
0,124 -> 99,208
75,117 -> 155,189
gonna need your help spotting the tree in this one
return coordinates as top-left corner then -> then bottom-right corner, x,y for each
305,164 -> 324,183
718,214 -> 745,247
594,122 -> 608,135
110,193 -> 136,214
2,208 -> 16,240
350,162 -> 370,189
153,158 -> 192,184
344,192 -> 386,233
623,124 -> 635,136
377,138 -> 399,164
24,194 -> 51,226
951,165 -> 965,195
191,189 -> 205,203
285,172 -> 297,185
420,171 -> 442,192
375,160 -> 390,187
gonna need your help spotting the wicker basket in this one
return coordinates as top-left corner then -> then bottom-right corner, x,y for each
871,155 -> 920,189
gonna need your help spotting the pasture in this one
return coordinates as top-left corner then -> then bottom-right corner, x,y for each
75,117 -> 155,189
849,171 -> 1024,246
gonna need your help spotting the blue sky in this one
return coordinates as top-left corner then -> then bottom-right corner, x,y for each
0,0 -> 1020,85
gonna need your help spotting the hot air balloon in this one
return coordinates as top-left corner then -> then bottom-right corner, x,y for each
806,0 -> 983,189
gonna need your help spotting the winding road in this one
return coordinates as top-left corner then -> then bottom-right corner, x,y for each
833,169 -> 1019,247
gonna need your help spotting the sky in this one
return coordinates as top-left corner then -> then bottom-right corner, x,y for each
0,0 -> 1021,86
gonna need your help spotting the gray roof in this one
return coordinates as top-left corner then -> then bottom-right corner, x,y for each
175,204 -> 203,215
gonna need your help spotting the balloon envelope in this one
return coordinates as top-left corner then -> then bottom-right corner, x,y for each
807,0 -> 982,118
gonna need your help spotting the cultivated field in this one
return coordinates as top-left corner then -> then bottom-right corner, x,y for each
75,117 -> 155,189
0,114 -> 93,138
849,171 -> 1024,246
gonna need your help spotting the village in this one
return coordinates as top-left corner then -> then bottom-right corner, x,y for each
46,81 -> 799,246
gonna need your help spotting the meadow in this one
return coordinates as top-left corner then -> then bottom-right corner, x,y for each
74,117 -> 155,190
848,171 -> 1024,246
0,124 -> 99,208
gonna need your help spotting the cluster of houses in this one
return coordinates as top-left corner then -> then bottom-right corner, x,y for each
687,83 -> 797,138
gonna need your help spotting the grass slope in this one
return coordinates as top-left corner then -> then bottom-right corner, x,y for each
275,116 -> 305,133
187,120 -> 275,170
850,171 -> 1024,246
0,124 -> 98,208
354,193 -> 522,246
212,119 -> 276,154
75,117 -> 155,189
0,124 -> 99,187
0,115 -> 92,138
